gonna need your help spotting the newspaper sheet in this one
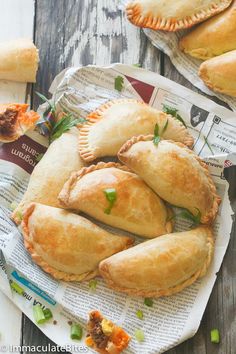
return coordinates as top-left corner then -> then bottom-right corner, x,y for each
0,64 -> 235,354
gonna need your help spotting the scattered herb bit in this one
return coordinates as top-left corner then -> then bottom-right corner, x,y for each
153,123 -> 161,146
104,188 -> 117,215
173,207 -> 201,227
211,329 -> 220,344
162,118 -> 169,134
144,298 -> 153,307
10,282 -> 24,295
135,329 -> 145,343
89,279 -> 98,291
136,310 -> 144,320
53,320 -> 57,325
203,136 -> 214,155
43,308 -> 53,320
162,104 -> 187,128
114,76 -> 124,92
9,201 -> 18,212
133,63 -> 141,67
70,324 -> 83,340
36,91 -> 56,114
36,153 -> 44,162
50,113 -> 83,143
16,210 -> 23,222
33,304 -> 46,324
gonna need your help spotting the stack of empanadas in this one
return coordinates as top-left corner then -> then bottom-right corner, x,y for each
125,0 -> 236,97
16,99 -> 220,298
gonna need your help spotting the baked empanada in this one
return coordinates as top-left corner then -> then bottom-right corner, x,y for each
179,0 -> 236,60
99,226 -> 214,297
0,38 -> 39,83
12,128 -> 85,224
0,103 -> 39,142
79,99 -> 193,162
126,0 -> 232,32
22,203 -> 133,281
118,136 -> 221,224
199,50 -> 236,97
59,162 -> 173,238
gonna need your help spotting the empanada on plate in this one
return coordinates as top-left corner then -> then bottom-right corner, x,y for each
12,128 -> 85,224
79,99 -> 193,162
22,203 -> 133,281
118,136 -> 221,224
0,103 -> 39,143
59,162 -> 173,238
199,50 -> 236,97
100,226 -> 214,297
179,0 -> 236,60
126,0 -> 232,32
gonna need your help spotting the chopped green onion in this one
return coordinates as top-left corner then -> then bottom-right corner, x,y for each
36,91 -> 56,113
10,282 -> 24,295
43,308 -> 53,320
104,188 -> 117,215
211,329 -> 220,343
162,119 -> 169,134
135,329 -> 145,343
162,104 -> 187,128
9,201 -> 18,212
70,324 -> 83,340
16,210 -> 23,222
153,123 -> 161,146
114,76 -> 124,92
174,207 -> 201,227
33,304 -> 46,324
144,298 -> 153,307
89,279 -> 98,291
50,113 -> 84,143
36,153 -> 44,162
136,310 -> 144,320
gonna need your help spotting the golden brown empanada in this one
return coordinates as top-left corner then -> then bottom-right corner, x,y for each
0,38 -> 39,83
199,50 -> 236,97
22,203 -> 133,281
12,128 -> 85,224
0,103 -> 39,143
118,136 -> 221,224
99,226 -> 214,297
79,99 -> 193,162
179,0 -> 236,60
126,0 -> 232,32
59,162 -> 173,238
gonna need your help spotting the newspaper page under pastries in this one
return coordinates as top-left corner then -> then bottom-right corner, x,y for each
0,64 -> 235,354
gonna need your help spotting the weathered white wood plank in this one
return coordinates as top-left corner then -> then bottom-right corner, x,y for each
0,0 -> 35,351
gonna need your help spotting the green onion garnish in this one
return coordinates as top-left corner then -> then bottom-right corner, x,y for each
70,324 -> 83,340
33,304 -> 46,324
153,123 -> 161,146
43,308 -> 53,320
9,201 -> 18,212
16,210 -> 23,222
144,298 -> 153,307
114,76 -> 124,92
136,310 -> 144,320
211,329 -> 220,343
89,279 -> 98,291
162,104 -> 187,128
135,329 -> 145,343
104,188 -> 117,215
10,282 -> 24,295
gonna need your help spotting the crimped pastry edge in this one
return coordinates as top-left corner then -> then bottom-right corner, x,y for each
22,203 -> 99,282
58,161 -> 132,207
118,135 -> 221,224
79,98 -> 194,162
126,0 -> 232,32
99,227 -> 214,297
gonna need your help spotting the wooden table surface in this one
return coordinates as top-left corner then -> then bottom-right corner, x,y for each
9,0 -> 236,353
